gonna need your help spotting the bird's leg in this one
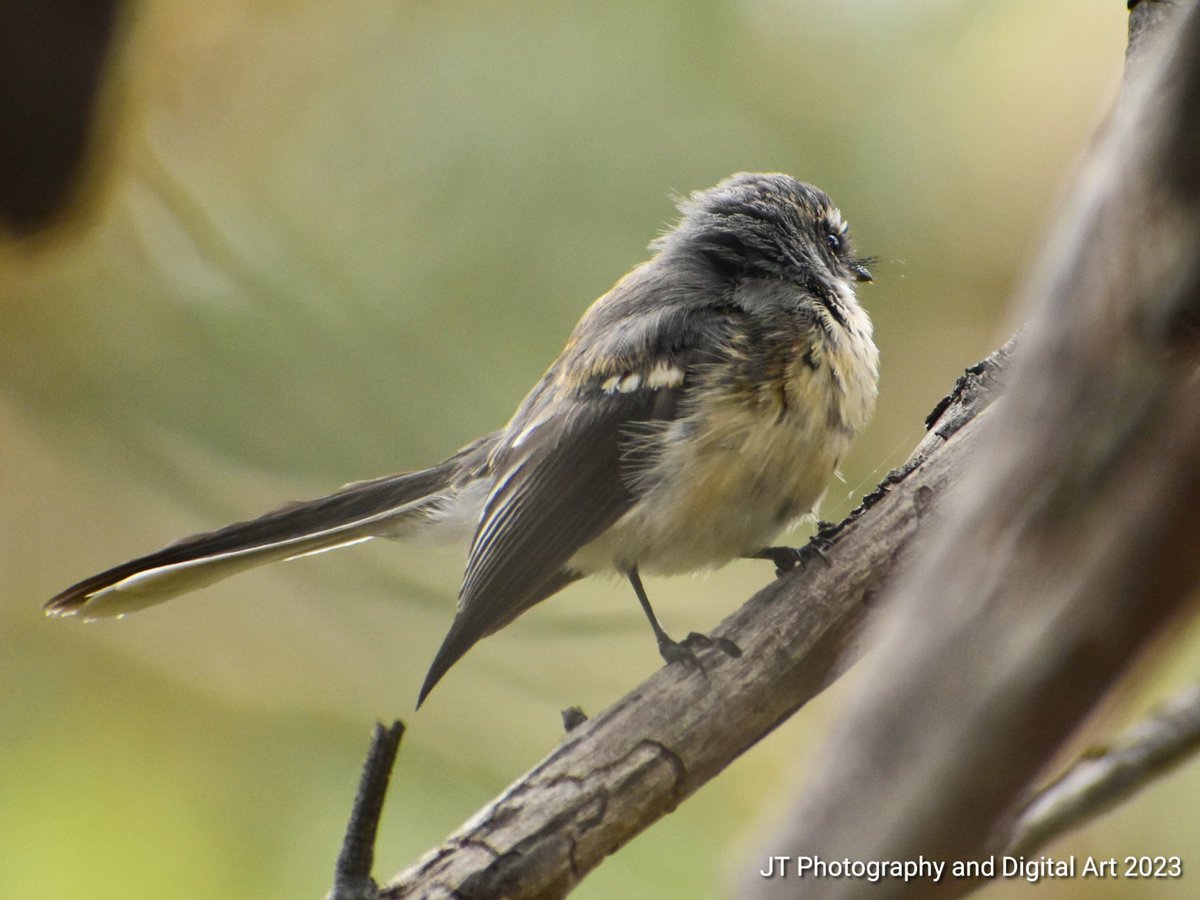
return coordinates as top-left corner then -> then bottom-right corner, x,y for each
627,567 -> 695,666
626,567 -> 741,664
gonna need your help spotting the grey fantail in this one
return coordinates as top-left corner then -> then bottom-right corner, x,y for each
45,172 -> 879,706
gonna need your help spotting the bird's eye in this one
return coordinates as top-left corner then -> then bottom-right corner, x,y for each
825,232 -> 842,253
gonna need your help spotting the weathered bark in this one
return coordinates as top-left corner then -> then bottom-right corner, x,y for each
378,337 -> 1009,899
740,1 -> 1200,897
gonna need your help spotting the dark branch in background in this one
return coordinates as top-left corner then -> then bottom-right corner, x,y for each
378,343 -> 1010,899
741,1 -> 1200,897
328,721 -> 406,900
0,0 -> 124,235
1007,684 -> 1200,856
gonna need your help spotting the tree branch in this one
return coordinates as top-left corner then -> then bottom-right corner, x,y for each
739,2 -> 1200,896
377,346 -> 1011,898
329,721 -> 406,900
1006,684 -> 1200,856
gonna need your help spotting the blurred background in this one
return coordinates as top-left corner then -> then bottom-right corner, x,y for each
5,1 -> 1196,897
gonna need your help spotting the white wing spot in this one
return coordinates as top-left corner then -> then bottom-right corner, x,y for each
598,363 -> 682,396
646,361 -> 684,389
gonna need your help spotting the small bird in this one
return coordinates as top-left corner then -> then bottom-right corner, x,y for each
45,173 -> 879,706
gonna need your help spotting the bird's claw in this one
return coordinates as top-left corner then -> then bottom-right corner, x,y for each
657,631 -> 742,671
658,635 -> 703,670
756,541 -> 832,578
683,631 -> 742,658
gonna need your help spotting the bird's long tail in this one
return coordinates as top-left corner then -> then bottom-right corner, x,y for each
45,443 -> 488,621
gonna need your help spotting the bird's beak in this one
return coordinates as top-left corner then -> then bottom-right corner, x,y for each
852,263 -> 873,283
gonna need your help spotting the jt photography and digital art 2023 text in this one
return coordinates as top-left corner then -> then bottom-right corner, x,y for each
757,854 -> 1185,886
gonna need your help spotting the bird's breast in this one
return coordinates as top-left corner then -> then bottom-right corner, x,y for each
571,305 -> 879,577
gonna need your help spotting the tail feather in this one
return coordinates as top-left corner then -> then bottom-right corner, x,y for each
45,461 -> 463,620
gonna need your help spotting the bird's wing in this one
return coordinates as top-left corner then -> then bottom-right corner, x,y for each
418,301 -> 741,702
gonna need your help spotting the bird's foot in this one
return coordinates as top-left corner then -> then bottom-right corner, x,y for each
753,540 -> 832,578
684,631 -> 743,658
656,631 -> 742,670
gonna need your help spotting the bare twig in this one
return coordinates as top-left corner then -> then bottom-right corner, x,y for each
1007,685 -> 1200,856
329,720 -> 406,900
